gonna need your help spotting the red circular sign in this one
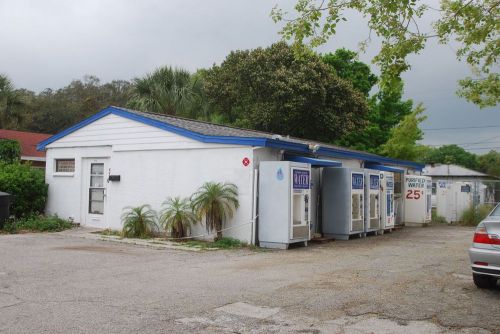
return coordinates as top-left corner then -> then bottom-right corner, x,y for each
242,157 -> 250,166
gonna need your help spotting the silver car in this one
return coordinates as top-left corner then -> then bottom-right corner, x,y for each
469,204 -> 500,289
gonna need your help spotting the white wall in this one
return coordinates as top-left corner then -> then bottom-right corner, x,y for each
45,114 -> 257,242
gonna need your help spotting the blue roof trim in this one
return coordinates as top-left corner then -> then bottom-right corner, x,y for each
317,147 -> 424,171
364,162 -> 405,173
36,106 -> 424,171
285,155 -> 342,167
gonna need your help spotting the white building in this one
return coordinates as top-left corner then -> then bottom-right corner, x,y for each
424,164 -> 498,206
37,106 -> 424,244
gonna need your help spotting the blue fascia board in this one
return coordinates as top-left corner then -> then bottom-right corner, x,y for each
364,163 -> 406,173
285,155 -> 342,167
316,147 -> 424,171
36,106 -> 423,171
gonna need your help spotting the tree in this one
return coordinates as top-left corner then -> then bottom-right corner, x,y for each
26,76 -> 132,134
380,104 -> 427,161
127,66 -> 199,116
159,197 -> 198,239
478,150 -> 500,177
0,75 -> 25,129
203,42 -> 368,143
420,144 -> 478,169
320,50 -> 413,152
272,0 -> 499,108
321,48 -> 377,96
191,182 -> 239,241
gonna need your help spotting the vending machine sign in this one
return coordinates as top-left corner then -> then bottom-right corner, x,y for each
293,169 -> 310,189
352,173 -> 364,190
369,174 -> 380,190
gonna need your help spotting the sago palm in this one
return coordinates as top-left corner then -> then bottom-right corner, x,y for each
121,205 -> 158,238
127,66 -> 198,115
159,197 -> 198,239
191,182 -> 239,240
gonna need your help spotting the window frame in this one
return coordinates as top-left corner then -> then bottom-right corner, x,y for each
54,158 -> 75,176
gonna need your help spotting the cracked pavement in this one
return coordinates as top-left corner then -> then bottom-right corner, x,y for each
0,225 -> 498,333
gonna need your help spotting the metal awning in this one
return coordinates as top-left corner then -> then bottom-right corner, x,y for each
284,155 -> 342,167
365,162 -> 405,173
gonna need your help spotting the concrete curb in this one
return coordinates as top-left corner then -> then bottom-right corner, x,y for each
58,228 -> 212,252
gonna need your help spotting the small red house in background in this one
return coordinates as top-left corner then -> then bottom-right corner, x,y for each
0,129 -> 52,168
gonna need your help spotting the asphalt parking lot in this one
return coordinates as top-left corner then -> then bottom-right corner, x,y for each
0,225 -> 498,334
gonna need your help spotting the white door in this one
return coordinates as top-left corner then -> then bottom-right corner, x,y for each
83,158 -> 108,228
290,168 -> 311,240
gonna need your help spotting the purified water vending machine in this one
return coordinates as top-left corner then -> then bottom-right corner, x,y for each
380,171 -> 395,231
365,169 -> 381,234
404,175 -> 432,226
322,167 -> 365,240
258,161 -> 311,249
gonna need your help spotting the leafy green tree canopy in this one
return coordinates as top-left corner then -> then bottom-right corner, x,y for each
127,66 -> 200,116
203,42 -> 368,143
380,104 -> 427,161
420,144 -> 478,169
0,74 -> 25,129
321,48 -> 377,96
477,150 -> 500,177
272,0 -> 499,108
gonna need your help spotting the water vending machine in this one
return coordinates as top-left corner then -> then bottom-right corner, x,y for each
258,161 -> 311,249
380,171 -> 395,231
364,169 -> 381,234
322,167 -> 365,240
403,175 -> 432,226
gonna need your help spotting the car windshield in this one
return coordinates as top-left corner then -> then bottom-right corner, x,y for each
490,204 -> 500,217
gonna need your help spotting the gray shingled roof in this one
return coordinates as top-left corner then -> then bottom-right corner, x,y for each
424,164 -> 492,177
116,106 -> 381,158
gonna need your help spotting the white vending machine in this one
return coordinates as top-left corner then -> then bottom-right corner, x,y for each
380,171 -> 395,231
258,161 -> 311,249
404,175 -> 432,226
364,169 -> 381,234
426,177 -> 432,221
322,167 -> 365,240
436,181 -> 473,223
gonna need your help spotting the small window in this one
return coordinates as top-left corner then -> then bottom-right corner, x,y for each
432,182 -> 437,195
55,159 -> 75,173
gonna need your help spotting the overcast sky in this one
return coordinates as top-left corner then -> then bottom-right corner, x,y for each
0,0 -> 498,153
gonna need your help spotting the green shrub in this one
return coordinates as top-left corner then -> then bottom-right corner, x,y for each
460,204 -> 494,226
0,139 -> 21,163
0,162 -> 48,217
212,237 -> 242,248
3,215 -> 72,233
431,209 -> 447,224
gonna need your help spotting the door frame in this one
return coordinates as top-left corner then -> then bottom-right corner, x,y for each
81,157 -> 110,228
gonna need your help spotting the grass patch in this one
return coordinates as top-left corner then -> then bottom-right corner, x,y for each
459,204 -> 494,226
2,215 -> 73,233
431,209 -> 447,224
184,237 -> 245,250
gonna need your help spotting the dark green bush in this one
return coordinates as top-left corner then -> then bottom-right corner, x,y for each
3,215 -> 72,233
0,162 -> 48,217
0,139 -> 21,163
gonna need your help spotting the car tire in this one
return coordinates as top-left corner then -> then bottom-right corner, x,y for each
473,273 -> 498,289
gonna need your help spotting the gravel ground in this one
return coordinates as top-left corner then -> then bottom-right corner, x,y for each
0,225 -> 498,333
